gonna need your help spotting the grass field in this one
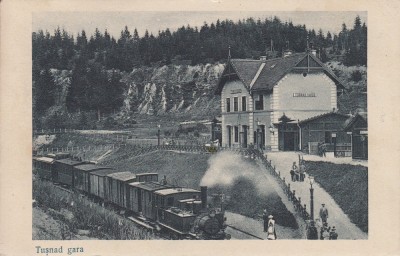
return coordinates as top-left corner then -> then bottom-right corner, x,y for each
305,161 -> 368,233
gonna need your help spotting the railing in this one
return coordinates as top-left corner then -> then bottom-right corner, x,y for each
35,144 -> 124,155
33,128 -> 77,135
258,152 -> 311,221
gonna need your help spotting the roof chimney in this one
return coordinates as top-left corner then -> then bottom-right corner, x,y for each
283,49 -> 292,58
311,49 -> 317,57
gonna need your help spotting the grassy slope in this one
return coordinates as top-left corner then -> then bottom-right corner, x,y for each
305,161 -> 368,232
101,150 -> 209,189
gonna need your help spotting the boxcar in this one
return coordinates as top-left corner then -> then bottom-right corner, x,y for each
33,156 -> 55,180
127,182 -> 171,219
106,172 -> 137,209
74,164 -> 111,194
53,159 -> 86,186
89,169 -> 116,200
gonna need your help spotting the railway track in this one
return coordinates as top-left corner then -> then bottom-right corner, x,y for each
226,225 -> 264,240
38,180 -> 265,240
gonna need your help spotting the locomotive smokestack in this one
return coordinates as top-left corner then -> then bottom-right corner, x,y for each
200,186 -> 207,209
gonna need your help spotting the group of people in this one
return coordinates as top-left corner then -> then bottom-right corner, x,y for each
290,161 -> 306,182
307,203 -> 338,240
261,204 -> 338,240
262,210 -> 277,240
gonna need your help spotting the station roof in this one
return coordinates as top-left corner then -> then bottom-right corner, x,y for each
216,52 -> 346,94
298,112 -> 350,125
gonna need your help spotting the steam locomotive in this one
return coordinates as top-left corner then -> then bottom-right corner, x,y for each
33,153 -> 229,240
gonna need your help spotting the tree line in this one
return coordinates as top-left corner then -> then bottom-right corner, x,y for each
32,15 -> 367,128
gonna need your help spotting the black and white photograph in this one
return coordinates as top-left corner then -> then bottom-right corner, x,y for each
31,10 -> 368,241
1,0 -> 400,255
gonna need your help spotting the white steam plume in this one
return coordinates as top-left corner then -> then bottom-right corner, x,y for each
200,151 -> 275,196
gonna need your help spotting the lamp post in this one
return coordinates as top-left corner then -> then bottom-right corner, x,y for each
256,119 -> 260,149
157,124 -> 161,146
309,176 -> 315,221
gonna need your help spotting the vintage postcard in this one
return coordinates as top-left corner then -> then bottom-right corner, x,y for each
1,0 -> 399,255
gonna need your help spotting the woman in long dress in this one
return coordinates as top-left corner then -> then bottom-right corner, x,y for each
267,215 -> 277,240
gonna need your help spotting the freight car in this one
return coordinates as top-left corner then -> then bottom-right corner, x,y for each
32,154 -> 228,240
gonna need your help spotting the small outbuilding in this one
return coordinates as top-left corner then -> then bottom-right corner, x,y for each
298,112 -> 351,155
343,113 -> 368,160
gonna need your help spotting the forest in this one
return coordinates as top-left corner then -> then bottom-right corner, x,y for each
32,15 -> 367,128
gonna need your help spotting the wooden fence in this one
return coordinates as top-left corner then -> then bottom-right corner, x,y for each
35,144 -> 124,155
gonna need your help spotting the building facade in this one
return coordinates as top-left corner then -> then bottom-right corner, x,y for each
343,113 -> 368,159
216,51 -> 346,151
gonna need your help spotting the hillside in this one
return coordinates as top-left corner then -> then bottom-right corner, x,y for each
34,59 -> 366,130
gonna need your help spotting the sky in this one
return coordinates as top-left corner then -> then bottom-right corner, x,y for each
33,11 -> 367,38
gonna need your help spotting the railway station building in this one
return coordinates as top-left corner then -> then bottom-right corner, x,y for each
216,50 -> 347,151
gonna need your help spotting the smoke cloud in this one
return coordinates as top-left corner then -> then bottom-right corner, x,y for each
200,151 -> 275,196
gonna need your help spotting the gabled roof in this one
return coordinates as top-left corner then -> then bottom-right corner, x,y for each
252,53 -> 307,91
343,113 -> 368,131
298,112 -> 350,124
230,59 -> 263,89
216,52 -> 347,95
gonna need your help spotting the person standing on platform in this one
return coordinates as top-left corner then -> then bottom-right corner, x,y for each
299,161 -> 306,182
307,220 -> 319,240
329,226 -> 338,240
292,162 -> 299,181
319,204 -> 329,225
267,215 -> 277,240
290,168 -> 295,182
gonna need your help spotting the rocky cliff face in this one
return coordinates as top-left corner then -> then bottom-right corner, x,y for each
120,63 -> 224,118
40,61 -> 365,123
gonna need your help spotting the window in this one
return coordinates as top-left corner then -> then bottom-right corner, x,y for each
242,96 -> 246,111
255,94 -> 264,110
234,97 -> 238,112
234,126 -> 239,142
226,98 -> 231,112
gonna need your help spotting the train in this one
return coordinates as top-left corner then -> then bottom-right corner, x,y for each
32,152 -> 229,240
